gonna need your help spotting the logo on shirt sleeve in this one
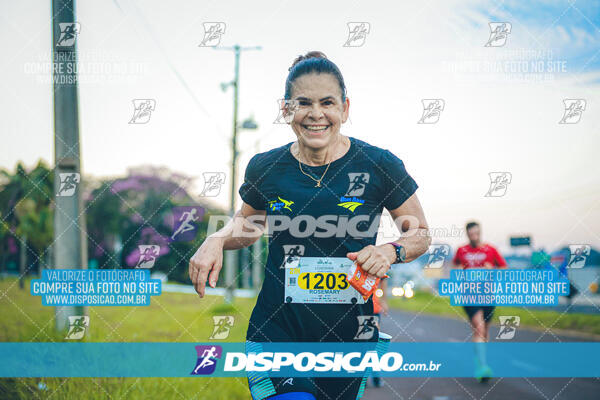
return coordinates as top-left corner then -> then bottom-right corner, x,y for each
345,173 -> 370,197
268,196 -> 294,212
337,173 -> 368,212
337,198 -> 364,212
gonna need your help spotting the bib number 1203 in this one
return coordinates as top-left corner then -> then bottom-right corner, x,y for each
299,272 -> 349,290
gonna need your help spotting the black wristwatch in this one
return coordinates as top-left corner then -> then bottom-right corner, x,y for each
388,242 -> 406,264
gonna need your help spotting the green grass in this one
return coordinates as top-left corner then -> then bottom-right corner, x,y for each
388,290 -> 600,336
0,277 -> 255,399
1,278 -> 599,399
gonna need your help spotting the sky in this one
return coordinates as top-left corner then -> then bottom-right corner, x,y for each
1,0 -> 599,253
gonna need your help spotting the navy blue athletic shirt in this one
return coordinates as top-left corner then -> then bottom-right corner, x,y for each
239,136 -> 418,343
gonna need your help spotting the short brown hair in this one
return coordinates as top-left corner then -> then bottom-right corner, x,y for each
466,221 -> 480,231
285,51 -> 347,102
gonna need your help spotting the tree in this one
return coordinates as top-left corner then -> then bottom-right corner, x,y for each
0,161 -> 54,287
85,166 -> 225,283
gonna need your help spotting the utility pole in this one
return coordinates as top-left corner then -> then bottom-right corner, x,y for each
216,44 -> 261,303
52,0 -> 86,331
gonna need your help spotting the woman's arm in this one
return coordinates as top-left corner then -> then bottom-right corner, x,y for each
189,202 -> 266,297
382,193 -> 431,263
347,193 -> 431,277
213,202 -> 267,250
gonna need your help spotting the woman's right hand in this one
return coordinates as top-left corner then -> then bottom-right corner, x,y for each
189,236 -> 224,298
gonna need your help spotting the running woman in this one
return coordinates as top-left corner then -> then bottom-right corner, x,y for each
452,221 -> 507,382
189,51 -> 431,400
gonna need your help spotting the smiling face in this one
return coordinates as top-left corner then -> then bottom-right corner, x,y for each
284,72 -> 349,150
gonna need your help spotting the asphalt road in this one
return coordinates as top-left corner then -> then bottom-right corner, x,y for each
363,309 -> 600,400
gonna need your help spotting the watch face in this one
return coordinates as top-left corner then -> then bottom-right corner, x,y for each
390,243 -> 406,263
394,245 -> 405,263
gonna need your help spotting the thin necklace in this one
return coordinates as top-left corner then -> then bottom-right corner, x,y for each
298,158 -> 331,187
296,137 -> 344,187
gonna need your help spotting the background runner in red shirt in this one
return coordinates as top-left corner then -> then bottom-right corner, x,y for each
452,221 -> 507,382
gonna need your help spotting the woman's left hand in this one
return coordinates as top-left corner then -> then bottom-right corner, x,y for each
347,244 -> 395,278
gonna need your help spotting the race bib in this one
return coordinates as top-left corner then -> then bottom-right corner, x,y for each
284,257 -> 365,304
